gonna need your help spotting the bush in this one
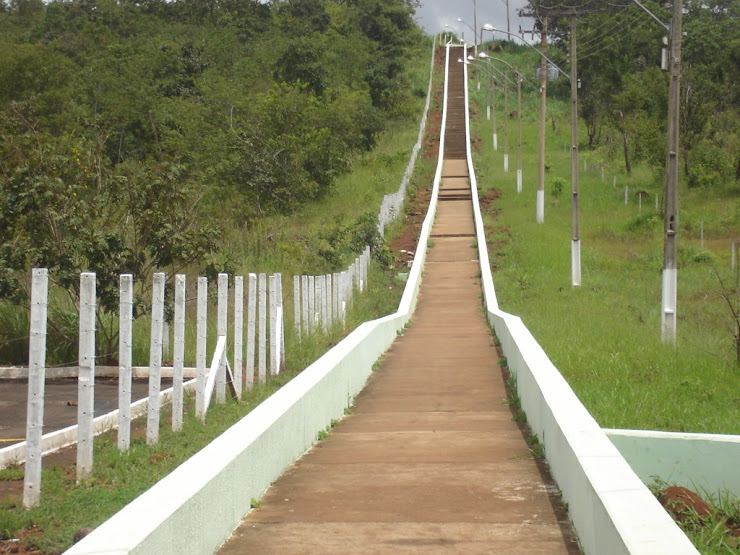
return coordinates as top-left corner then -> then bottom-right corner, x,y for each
550,177 -> 567,197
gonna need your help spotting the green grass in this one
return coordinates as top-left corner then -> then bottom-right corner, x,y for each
471,46 -> 740,435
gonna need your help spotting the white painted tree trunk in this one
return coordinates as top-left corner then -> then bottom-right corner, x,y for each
77,272 -> 96,479
146,272 -> 165,445
117,274 -> 133,451
172,274 -> 185,432
23,269 -> 48,507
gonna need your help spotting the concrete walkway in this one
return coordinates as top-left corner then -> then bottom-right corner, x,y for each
219,162 -> 579,554
219,47 -> 580,553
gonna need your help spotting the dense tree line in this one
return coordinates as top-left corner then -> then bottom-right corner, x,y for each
525,0 -> 738,185
0,0 -> 423,312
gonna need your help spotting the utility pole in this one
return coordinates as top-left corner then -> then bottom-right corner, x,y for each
662,0 -> 683,344
473,0 -> 478,55
570,18 -> 581,287
536,17 -> 547,223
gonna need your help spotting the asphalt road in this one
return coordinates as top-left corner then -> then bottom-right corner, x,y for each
0,378 -> 163,448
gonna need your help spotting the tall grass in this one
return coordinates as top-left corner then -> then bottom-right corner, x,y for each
471,45 -> 740,434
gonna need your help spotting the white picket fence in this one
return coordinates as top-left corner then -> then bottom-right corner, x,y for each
20,269 -> 285,507
292,247 -> 370,340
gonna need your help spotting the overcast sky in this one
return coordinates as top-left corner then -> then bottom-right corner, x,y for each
413,0 -> 532,41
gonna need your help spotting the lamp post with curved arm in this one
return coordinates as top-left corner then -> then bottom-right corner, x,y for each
479,52 -> 524,192
481,24 -> 568,224
471,55 -> 512,175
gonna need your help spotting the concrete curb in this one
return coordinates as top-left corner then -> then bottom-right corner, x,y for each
606,429 -> 740,498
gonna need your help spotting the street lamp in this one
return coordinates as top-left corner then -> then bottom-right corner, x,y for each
479,53 -> 525,193
481,25 -> 568,225
457,17 -> 478,55
472,54 -> 511,174
460,58 -> 504,155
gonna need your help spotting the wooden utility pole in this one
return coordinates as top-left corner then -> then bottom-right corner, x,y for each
570,18 -> 581,287
662,0 -> 683,344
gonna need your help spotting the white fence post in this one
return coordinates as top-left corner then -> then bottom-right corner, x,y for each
317,275 -> 325,331
326,274 -> 333,329
269,274 -> 277,376
118,274 -> 133,451
234,275 -> 244,399
624,186 -> 629,206
77,272 -> 96,480
246,273 -> 257,389
258,273 -> 267,384
147,272 -> 165,445
195,277 -> 207,421
23,269 -> 48,507
276,273 -> 285,371
216,273 -> 228,404
172,274 -> 186,432
301,275 -> 309,336
308,275 -> 316,333
293,275 -> 301,341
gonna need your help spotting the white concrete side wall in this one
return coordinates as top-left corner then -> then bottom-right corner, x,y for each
460,49 -> 697,554
606,429 -> 740,498
65,315 -> 404,555
66,42 -> 447,555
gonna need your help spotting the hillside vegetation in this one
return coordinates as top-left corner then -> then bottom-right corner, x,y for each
0,0 -> 426,364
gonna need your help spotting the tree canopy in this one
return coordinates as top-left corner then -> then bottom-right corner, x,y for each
0,0 -> 424,310
522,0 -> 739,183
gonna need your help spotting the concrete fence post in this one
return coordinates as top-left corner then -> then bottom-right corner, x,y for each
301,275 -> 309,336
293,275 -> 301,341
23,268 -> 48,507
234,276 -> 244,399
118,274 -> 133,451
195,277 -> 207,421
318,275 -> 326,331
624,186 -> 629,205
147,272 -> 165,445
258,273 -> 267,384
246,273 -> 257,389
77,272 -> 96,481
172,274 -> 186,432
309,275 -> 316,332
216,273 -> 228,404
269,274 -> 277,376
326,274 -> 333,329
276,273 -> 285,370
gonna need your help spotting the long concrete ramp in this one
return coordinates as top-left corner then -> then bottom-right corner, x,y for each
218,47 -> 580,554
